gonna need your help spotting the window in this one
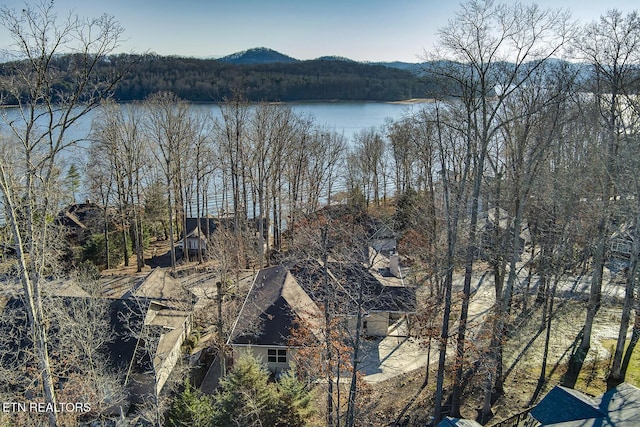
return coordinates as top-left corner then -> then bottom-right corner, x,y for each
268,348 -> 287,363
612,241 -> 632,255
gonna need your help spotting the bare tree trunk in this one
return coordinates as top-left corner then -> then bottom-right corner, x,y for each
167,173 -> 177,271
322,227 -> 334,427
608,212 -> 640,388
621,311 -> 640,378
346,264 -> 366,427
451,144 -> 487,415
3,197 -> 58,427
565,220 -> 605,387
104,207 -> 111,270
535,277 -> 558,399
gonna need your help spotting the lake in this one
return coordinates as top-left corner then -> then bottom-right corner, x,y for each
0,101 -> 429,217
2,101 -> 428,154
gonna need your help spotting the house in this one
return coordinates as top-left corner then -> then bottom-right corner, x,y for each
609,223 -> 638,272
129,268 -> 195,394
227,260 -> 416,373
56,201 -> 106,245
227,265 -> 323,375
477,207 -> 529,260
0,269 -> 194,417
367,218 -> 398,257
178,218 -> 217,257
129,300 -> 192,398
291,260 -> 416,336
308,205 -> 399,257
0,295 -> 149,415
524,382 -> 640,426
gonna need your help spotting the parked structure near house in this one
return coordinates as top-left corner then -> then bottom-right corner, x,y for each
227,258 -> 416,374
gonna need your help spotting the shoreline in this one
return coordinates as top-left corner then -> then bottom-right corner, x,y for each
387,98 -> 435,105
1,98 -> 437,108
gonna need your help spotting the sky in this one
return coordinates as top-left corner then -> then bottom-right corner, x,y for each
1,0 -> 639,63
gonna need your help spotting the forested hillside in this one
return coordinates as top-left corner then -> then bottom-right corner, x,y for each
0,53 -> 439,103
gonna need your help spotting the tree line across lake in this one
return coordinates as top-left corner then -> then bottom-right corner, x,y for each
0,53 -> 442,103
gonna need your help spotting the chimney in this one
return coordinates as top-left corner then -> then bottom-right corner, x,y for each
390,253 -> 400,278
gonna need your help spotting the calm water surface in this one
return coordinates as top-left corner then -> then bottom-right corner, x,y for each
2,101 -> 427,152
0,101 -> 428,217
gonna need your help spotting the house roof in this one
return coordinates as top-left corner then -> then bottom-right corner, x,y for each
56,202 -> 104,231
530,383 -> 640,426
132,268 -> 194,307
593,383 -> 640,426
229,260 -> 416,347
182,218 -> 217,239
530,386 -> 604,425
290,260 -> 415,314
326,261 -> 416,313
0,296 -> 149,374
105,298 -> 151,373
229,265 -> 322,347
308,205 -> 397,241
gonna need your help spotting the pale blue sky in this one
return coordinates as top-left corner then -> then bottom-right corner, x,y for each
1,0 -> 638,62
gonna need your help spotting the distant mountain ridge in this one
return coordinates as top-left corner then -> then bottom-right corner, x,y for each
213,48 -> 600,81
217,47 -> 419,71
0,47 -> 598,104
0,51 -> 436,103
219,47 -> 299,64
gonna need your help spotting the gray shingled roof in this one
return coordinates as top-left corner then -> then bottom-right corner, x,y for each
229,261 -> 416,347
530,386 -> 604,424
530,383 -> 640,426
290,260 -> 415,314
229,265 -> 322,346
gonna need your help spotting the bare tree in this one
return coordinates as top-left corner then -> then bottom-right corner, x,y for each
565,9 -> 640,388
426,1 -> 574,419
0,280 -> 131,425
347,129 -> 387,208
90,101 -> 149,271
143,92 -> 193,271
86,137 -> 116,270
216,96 -> 251,232
248,103 -> 296,263
0,3 -> 124,425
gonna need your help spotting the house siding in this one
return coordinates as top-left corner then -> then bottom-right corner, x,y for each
232,345 -> 296,374
345,312 -> 392,337
365,312 -> 390,336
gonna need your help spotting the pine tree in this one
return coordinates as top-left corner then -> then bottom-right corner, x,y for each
167,380 -> 215,427
212,353 -> 279,427
274,365 -> 315,427
65,164 -> 81,204
211,354 -> 316,426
